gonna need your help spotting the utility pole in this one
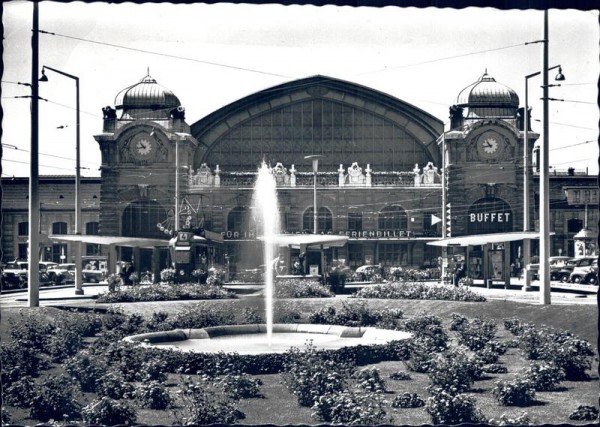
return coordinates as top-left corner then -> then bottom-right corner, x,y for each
28,1 -> 40,307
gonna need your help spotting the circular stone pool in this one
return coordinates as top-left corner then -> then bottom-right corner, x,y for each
124,324 -> 411,355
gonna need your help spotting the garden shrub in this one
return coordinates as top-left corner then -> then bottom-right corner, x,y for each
242,307 -> 264,324
9,311 -> 54,351
449,312 -> 468,331
146,311 -> 171,331
488,412 -> 533,426
389,371 -> 411,380
1,408 -> 10,425
48,328 -> 84,362
3,376 -> 36,408
492,378 -> 536,406
53,309 -> 104,337
81,397 -> 137,425
405,338 -> 435,373
138,359 -> 169,383
311,387 -> 388,425
568,405 -> 599,421
504,317 -> 530,336
352,282 -> 487,302
64,350 -> 107,392
173,375 -> 245,425
164,304 -> 236,329
274,302 -> 302,323
274,278 -> 334,298
136,381 -> 173,409
455,317 -> 497,351
427,347 -> 482,394
220,372 -> 263,399
284,342 -> 352,407
522,361 -> 565,391
402,313 -> 448,351
425,389 -> 484,425
0,340 -> 50,382
482,364 -> 508,374
96,371 -> 135,399
476,342 -> 504,364
160,268 -> 176,283
353,367 -> 386,393
516,325 -> 594,380
308,300 -> 400,327
29,375 -> 81,422
392,392 -> 425,408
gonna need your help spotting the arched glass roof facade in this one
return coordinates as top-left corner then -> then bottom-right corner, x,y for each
191,76 -> 443,173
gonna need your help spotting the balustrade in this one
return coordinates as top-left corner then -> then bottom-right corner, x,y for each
187,161 -> 442,190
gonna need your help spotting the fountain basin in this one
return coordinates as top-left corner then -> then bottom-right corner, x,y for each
124,324 -> 411,355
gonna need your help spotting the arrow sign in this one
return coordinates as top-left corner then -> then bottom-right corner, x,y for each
431,214 -> 442,225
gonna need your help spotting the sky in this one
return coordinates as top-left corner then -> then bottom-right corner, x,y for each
2,2 -> 598,178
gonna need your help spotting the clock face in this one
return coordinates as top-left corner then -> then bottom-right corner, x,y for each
477,134 -> 500,159
131,134 -> 154,160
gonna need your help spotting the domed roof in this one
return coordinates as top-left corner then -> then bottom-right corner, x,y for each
115,73 -> 181,116
457,71 -> 519,108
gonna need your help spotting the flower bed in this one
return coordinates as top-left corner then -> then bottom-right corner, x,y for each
274,278 -> 334,298
96,283 -> 236,303
352,282 -> 486,302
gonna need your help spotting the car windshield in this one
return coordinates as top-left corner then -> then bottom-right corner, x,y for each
577,258 -> 594,266
6,262 -> 27,269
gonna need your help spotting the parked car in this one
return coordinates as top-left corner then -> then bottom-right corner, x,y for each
355,265 -> 384,282
569,257 -> 598,284
1,260 -> 53,288
1,260 -> 28,289
554,258 -> 579,282
582,259 -> 598,285
51,263 -> 76,284
549,256 -> 571,281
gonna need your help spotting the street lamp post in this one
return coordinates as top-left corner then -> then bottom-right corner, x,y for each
39,66 -> 83,295
304,155 -> 324,234
522,63 -> 564,292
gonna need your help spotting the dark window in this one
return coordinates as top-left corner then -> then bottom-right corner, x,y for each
18,243 -> 28,260
52,244 -> 67,264
18,222 -> 29,236
52,222 -> 68,235
378,205 -> 408,231
227,207 -> 248,232
86,222 -> 99,235
347,243 -> 363,267
423,212 -> 440,236
379,243 -> 410,266
303,207 -> 333,232
348,211 -> 363,232
567,218 -> 583,233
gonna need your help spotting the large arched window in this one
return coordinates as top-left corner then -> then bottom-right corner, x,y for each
122,200 -> 165,238
378,205 -> 408,231
227,207 -> 248,232
467,198 -> 513,235
303,207 -> 333,233
52,221 -> 68,234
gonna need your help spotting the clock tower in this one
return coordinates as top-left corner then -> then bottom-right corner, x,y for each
440,71 -> 536,237
94,73 -> 198,270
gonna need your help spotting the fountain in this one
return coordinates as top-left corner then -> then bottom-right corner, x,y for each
125,162 -> 411,354
252,161 -> 280,343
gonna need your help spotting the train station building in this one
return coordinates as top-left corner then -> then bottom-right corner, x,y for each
2,72 -> 597,280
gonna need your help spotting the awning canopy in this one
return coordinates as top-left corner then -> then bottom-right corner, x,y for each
50,234 -> 170,248
259,234 -> 349,249
427,231 -> 553,247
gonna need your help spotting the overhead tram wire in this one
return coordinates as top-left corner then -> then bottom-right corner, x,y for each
356,42 -> 530,76
37,30 -> 291,79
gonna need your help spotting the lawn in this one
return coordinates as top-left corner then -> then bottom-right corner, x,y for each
1,295 -> 598,425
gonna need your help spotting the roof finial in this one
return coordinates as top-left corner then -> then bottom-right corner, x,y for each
484,68 -> 488,75
147,66 -> 150,77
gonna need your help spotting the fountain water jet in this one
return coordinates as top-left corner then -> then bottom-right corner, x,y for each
252,161 -> 280,344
